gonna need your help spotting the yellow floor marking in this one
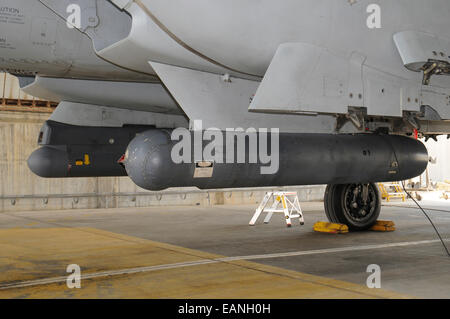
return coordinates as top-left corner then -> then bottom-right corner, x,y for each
0,227 -> 410,299
25,222 -> 39,227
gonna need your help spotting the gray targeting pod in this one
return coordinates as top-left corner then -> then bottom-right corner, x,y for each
123,129 -> 429,191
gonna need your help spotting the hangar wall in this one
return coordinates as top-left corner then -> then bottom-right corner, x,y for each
1,73 -> 58,108
425,136 -> 450,183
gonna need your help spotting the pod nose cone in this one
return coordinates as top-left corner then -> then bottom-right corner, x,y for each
27,147 -> 69,178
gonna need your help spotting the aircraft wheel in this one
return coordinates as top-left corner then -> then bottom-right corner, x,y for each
324,183 -> 381,231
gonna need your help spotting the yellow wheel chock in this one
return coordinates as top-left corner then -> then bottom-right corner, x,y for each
370,220 -> 396,232
313,222 -> 349,234
313,220 -> 395,233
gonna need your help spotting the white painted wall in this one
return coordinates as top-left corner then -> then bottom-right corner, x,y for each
424,136 -> 450,182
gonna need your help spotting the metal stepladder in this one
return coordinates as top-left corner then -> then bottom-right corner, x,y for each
249,192 -> 304,227
378,182 -> 406,202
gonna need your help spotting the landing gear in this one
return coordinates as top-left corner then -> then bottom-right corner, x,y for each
324,183 -> 381,231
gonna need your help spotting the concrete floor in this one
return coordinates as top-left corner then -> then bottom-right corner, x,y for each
0,199 -> 449,298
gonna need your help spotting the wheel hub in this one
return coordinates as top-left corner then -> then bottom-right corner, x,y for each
342,184 -> 377,223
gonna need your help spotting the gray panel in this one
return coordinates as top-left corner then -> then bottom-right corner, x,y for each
394,31 -> 450,72
98,2 -> 250,79
249,43 -> 349,115
421,86 -> 450,119
40,0 -> 132,51
363,66 -> 403,117
49,101 -> 188,128
21,76 -> 181,114
0,0 -> 153,81
150,61 -> 360,134
250,43 -> 421,117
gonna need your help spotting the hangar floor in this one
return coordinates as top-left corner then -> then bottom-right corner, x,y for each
0,200 -> 449,299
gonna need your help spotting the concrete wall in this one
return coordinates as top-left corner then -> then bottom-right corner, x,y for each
1,73 -> 34,100
0,110 -> 326,212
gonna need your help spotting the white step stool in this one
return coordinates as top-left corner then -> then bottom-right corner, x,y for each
249,192 -> 304,227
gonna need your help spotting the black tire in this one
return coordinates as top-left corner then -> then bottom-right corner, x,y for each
324,184 -> 339,223
324,183 -> 381,231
